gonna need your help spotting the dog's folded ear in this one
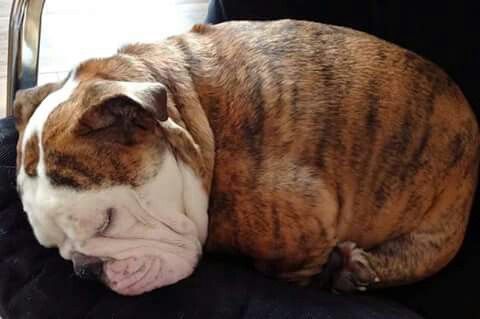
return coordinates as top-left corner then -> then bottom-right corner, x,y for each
14,82 -> 62,132
75,80 -> 168,142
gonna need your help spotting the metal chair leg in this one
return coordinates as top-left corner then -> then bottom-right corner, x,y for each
6,0 -> 46,116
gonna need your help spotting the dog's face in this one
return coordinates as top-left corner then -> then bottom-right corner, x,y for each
14,61 -> 209,295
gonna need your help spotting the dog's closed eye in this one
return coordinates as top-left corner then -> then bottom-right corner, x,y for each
98,208 -> 114,234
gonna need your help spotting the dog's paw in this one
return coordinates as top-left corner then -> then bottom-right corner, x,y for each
332,242 -> 380,293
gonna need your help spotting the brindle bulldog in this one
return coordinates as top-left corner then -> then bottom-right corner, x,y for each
14,20 -> 479,295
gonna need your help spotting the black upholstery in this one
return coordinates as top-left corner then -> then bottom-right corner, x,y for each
1,1 -> 479,318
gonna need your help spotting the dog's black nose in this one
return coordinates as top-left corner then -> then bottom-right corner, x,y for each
72,252 -> 103,280
74,262 -> 103,280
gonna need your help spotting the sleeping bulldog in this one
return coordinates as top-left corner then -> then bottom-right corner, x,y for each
14,20 -> 479,296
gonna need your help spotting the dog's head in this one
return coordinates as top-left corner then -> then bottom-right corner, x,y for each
14,57 -> 210,295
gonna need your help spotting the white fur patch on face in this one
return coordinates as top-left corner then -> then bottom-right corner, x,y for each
17,74 -> 78,247
76,149 -> 209,295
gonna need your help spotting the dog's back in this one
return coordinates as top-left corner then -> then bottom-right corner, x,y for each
167,20 -> 479,288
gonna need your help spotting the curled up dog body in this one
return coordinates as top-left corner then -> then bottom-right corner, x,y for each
14,20 -> 479,295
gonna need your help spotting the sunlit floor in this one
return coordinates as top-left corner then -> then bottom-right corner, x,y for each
0,0 -> 209,116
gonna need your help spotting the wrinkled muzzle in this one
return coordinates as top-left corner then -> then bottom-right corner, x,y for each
72,251 -> 197,296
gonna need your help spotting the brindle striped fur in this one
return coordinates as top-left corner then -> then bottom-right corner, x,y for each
15,20 -> 479,289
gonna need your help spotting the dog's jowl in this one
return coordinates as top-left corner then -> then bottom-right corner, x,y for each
14,20 -> 479,295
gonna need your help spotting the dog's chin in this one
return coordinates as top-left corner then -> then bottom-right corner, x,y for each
102,255 -> 195,296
